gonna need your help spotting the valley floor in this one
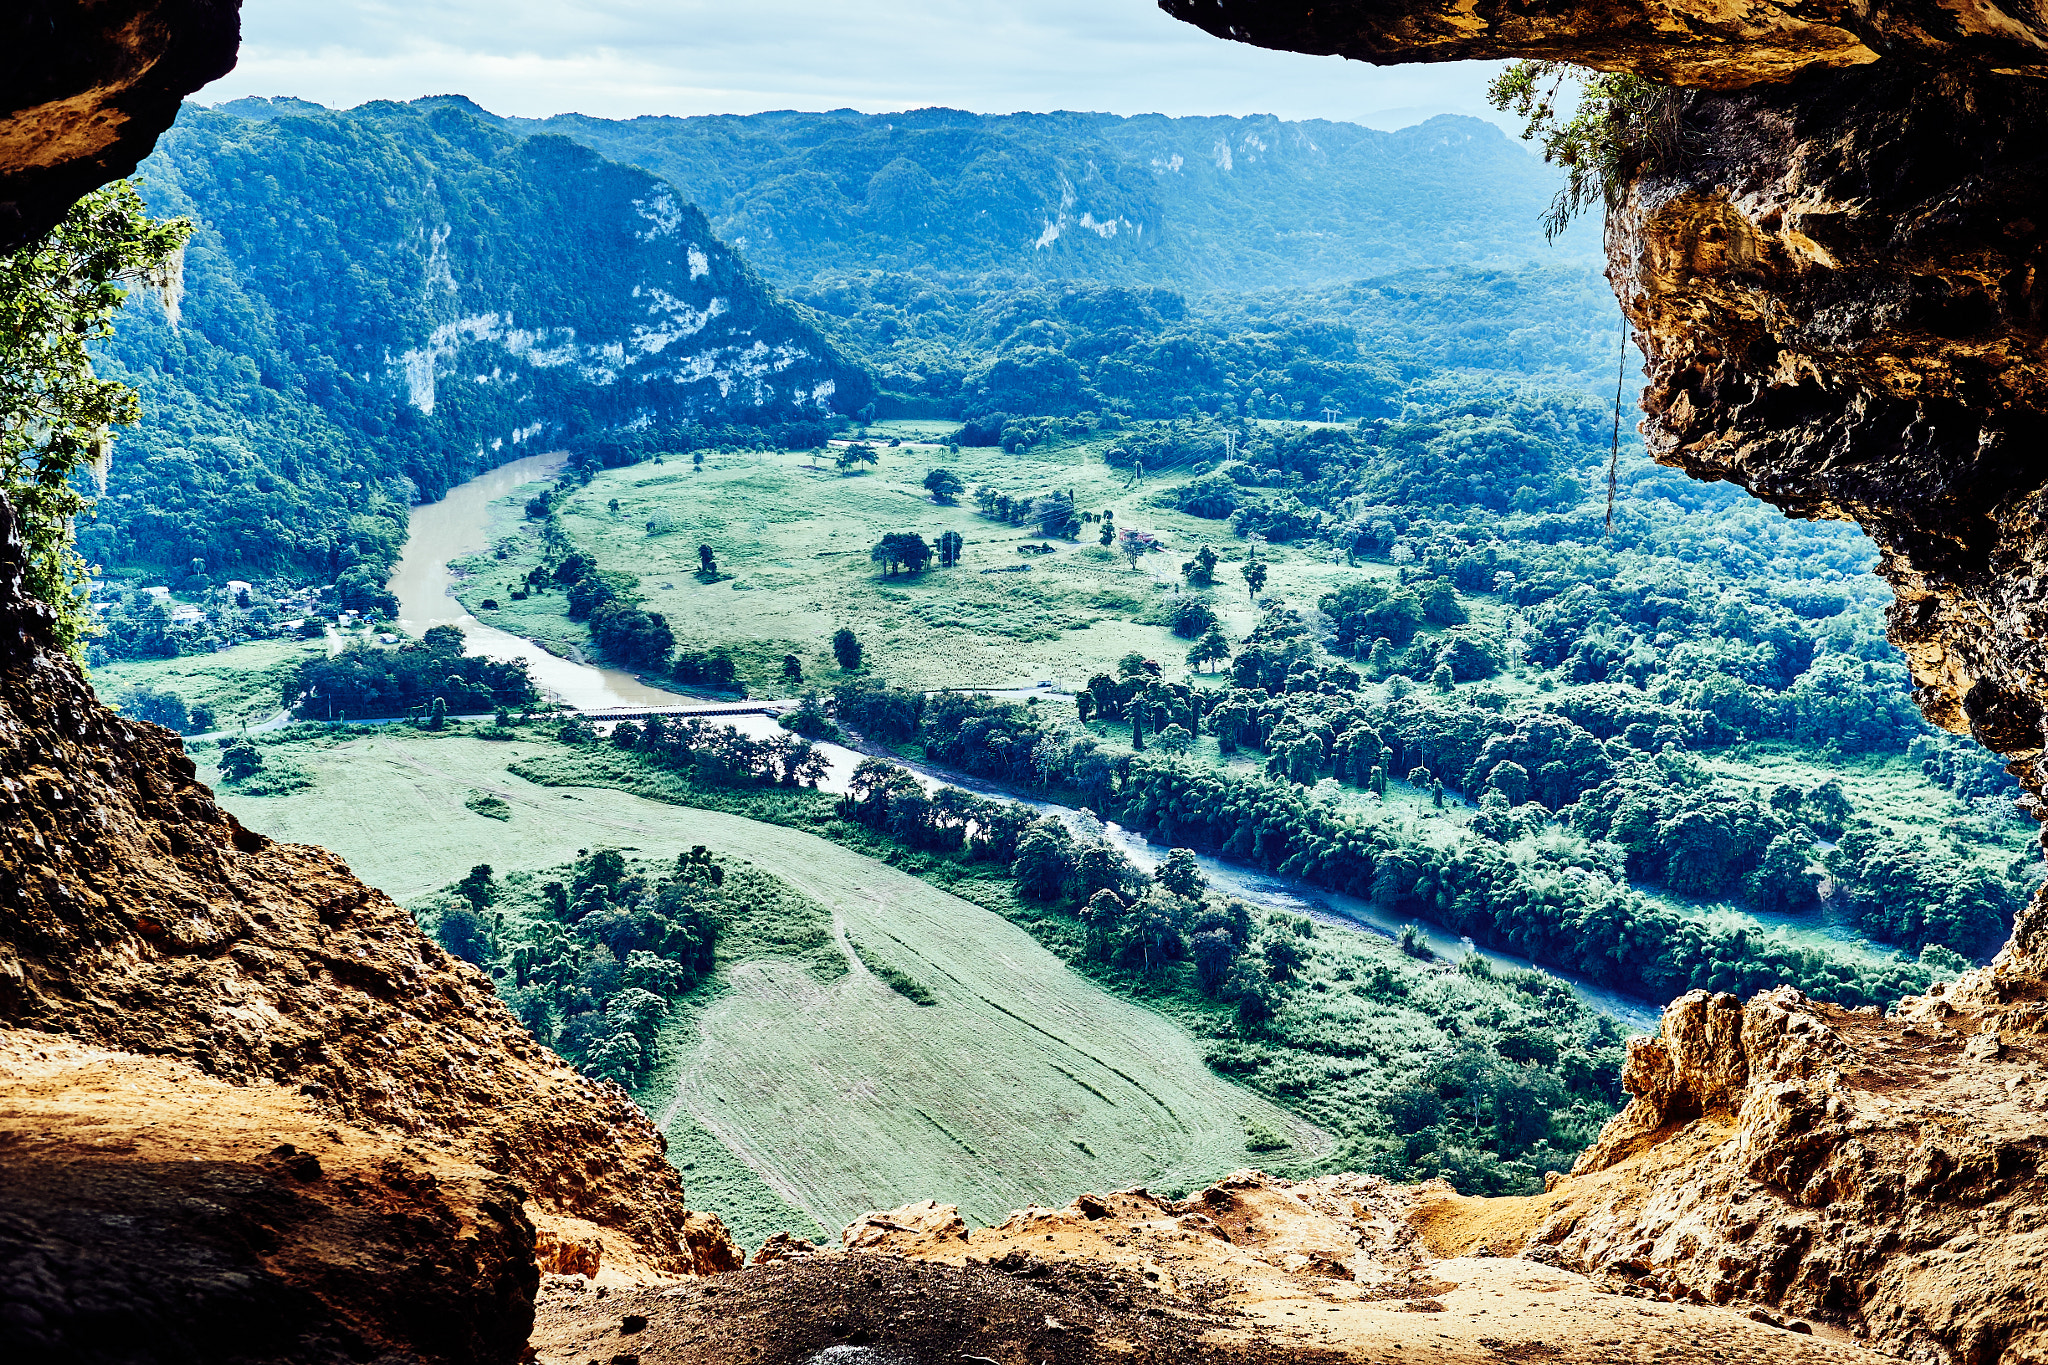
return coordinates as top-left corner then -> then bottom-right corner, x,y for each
204,730 -> 1329,1241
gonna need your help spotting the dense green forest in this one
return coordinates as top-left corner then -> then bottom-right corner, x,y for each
784,266 -> 1622,421
86,98 -> 871,596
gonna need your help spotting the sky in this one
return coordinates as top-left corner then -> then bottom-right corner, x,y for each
199,0 -> 1517,132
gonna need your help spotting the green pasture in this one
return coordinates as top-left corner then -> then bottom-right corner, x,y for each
88,637 -> 326,729
1698,742 -> 2031,862
204,728 -> 1332,1242
448,441 -> 1369,695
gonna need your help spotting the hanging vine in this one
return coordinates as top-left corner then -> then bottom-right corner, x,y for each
1487,61 -> 1691,241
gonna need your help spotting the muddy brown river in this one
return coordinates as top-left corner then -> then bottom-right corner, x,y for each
389,451 -> 689,710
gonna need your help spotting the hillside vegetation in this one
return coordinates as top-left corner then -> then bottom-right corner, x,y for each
88,98 -> 871,606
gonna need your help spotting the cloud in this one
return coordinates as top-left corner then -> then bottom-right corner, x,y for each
206,0 -> 1518,131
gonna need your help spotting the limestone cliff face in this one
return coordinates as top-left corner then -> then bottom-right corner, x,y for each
1,1031 -> 540,1365
1609,66 -> 2048,786
0,0 -> 240,249
1408,981 -> 2043,1363
1158,0 -> 2048,86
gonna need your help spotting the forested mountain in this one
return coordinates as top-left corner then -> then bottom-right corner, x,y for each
399,98 -> 1613,422
478,103 -> 1599,289
90,98 -> 871,590
786,265 -> 1623,421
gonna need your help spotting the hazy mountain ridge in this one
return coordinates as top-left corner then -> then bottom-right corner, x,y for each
421,99 -> 1601,289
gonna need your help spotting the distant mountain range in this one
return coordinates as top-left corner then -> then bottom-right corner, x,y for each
446,100 -> 1599,289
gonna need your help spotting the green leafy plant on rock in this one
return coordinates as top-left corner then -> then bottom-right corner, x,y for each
1488,62 -> 1688,240
1,182 -> 191,653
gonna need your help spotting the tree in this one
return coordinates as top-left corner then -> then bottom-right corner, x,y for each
1192,929 -> 1237,996
1745,832 -> 1819,914
1012,818 -> 1075,900
871,531 -> 934,575
1080,889 -> 1128,961
832,627 -> 863,671
1,181 -> 192,653
1156,723 -> 1194,755
697,543 -> 718,576
1261,932 -> 1306,982
457,863 -> 497,915
692,450 -> 704,470
1188,625 -> 1232,674
436,908 -> 493,966
837,442 -> 879,471
781,654 -> 804,685
1486,760 -> 1531,807
1168,597 -> 1218,640
1227,962 -> 1281,1030
936,529 -> 964,567
1419,579 -> 1469,626
924,467 -> 964,503
1115,526 -> 1158,569
219,740 -> 264,781
1130,703 -> 1146,751
1240,548 -> 1268,604
1182,544 -> 1219,587
1158,848 -> 1207,901
428,696 -> 448,730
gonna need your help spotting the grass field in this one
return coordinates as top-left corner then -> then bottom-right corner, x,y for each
204,727 -> 1332,1241
448,429 -> 1378,695
88,637 -> 326,729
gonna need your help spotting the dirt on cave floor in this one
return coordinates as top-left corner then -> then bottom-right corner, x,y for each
531,1173 -> 1889,1365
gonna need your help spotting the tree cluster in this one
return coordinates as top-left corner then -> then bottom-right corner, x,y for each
295,624 -> 535,720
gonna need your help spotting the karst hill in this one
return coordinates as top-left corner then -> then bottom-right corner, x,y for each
3,1 -> 2048,1363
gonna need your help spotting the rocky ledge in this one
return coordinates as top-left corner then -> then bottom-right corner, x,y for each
533,1169 -> 1890,1364
0,0 -> 241,250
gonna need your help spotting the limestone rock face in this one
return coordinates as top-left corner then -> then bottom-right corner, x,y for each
1157,0 -> 2048,88
1610,67 -> 2048,764
0,1030 -> 538,1365
841,1198 -> 971,1254
531,1172 -> 1893,1363
0,475 -> 735,1321
0,0 -> 241,249
1471,985 -> 2048,1363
